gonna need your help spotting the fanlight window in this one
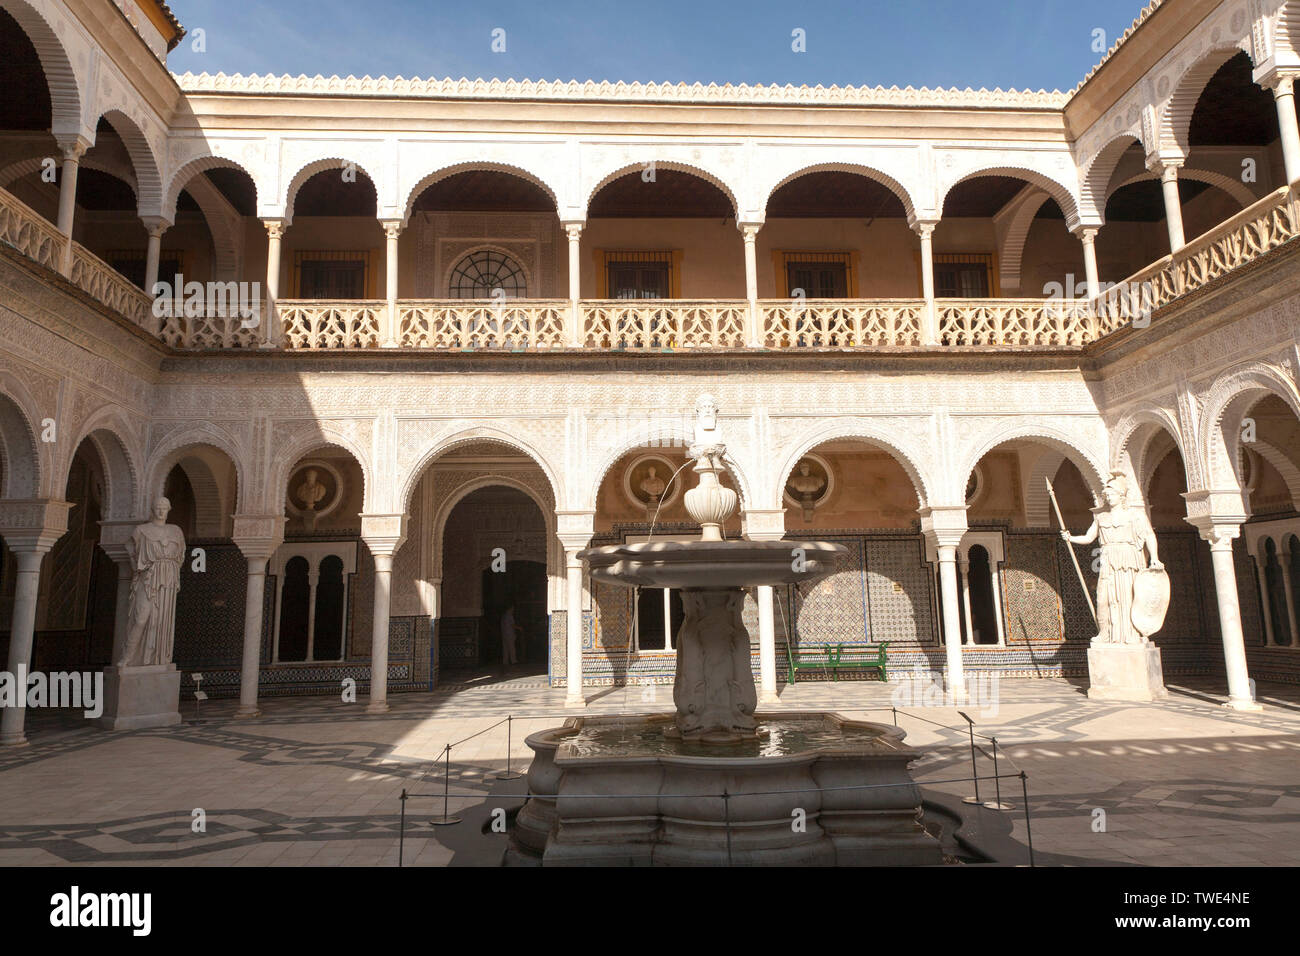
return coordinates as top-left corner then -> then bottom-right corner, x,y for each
448,250 -> 527,298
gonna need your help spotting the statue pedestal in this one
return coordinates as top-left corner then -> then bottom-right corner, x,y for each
1086,642 -> 1167,702
97,664 -> 182,731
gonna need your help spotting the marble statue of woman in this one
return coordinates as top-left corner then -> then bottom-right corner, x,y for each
1061,473 -> 1165,645
118,496 -> 186,667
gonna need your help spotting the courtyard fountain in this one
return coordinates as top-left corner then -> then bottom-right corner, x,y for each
507,395 -> 942,866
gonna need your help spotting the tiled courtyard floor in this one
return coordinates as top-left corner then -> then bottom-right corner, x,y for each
1,672 -> 1298,866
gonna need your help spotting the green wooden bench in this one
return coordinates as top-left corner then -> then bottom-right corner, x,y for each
825,641 -> 889,681
785,641 -> 834,684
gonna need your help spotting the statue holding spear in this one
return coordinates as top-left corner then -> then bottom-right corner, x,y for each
1048,471 -> 1170,645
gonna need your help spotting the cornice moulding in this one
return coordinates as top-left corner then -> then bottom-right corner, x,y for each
173,72 -> 1069,110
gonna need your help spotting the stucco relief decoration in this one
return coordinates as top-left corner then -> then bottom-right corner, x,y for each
784,455 -> 831,522
287,460 -> 344,531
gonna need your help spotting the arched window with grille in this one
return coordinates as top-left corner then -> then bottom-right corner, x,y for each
448,249 -> 527,298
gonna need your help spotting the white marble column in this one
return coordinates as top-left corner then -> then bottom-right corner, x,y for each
937,547 -> 968,698
382,219 -> 401,347
237,556 -> 269,716
233,516 -> 285,719
922,507 -> 968,702
55,137 -> 88,275
1154,162 -> 1186,253
958,555 -> 975,645
142,218 -> 170,294
1279,551 -> 1299,647
739,221 -> 762,346
305,566 -> 320,662
1203,528 -> 1261,710
989,561 -> 1006,646
565,549 -> 586,707
913,220 -> 938,345
368,553 -> 394,711
361,514 -> 407,714
0,501 -> 72,746
757,584 -> 778,703
0,550 -> 49,746
564,221 -> 584,347
262,219 -> 285,347
1253,552 -> 1277,646
1269,75 -> 1300,185
1077,226 -> 1100,301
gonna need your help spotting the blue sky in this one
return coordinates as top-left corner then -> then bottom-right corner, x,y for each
165,0 -> 1152,92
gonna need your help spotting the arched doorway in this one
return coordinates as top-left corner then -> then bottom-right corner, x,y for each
440,485 -> 549,678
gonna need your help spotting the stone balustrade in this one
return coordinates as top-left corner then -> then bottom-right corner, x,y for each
761,299 -> 924,348
2,179 -> 1298,353
401,299 -> 568,349
1093,182 -> 1300,333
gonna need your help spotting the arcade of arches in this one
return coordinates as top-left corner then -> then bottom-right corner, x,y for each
2,0 -> 1300,746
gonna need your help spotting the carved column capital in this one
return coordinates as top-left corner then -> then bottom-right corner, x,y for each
359,513 -> 408,555
0,498 -> 73,552
231,514 -> 287,561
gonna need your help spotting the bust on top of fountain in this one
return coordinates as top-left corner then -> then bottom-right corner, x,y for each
684,393 -> 736,543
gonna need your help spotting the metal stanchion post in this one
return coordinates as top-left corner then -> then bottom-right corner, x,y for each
959,711 -> 982,805
399,788 -> 407,867
430,743 -> 462,826
891,706 -> 898,727
494,714 -> 523,780
983,736 -> 1013,811
1020,771 -> 1034,867
722,790 -> 733,867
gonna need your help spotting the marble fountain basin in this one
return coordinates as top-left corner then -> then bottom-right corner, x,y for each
580,539 -> 847,590
506,711 -> 942,866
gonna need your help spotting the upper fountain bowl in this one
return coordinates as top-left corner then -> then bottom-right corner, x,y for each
580,539 -> 847,591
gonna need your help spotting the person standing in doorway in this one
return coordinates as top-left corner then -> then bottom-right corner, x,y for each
501,601 -> 519,669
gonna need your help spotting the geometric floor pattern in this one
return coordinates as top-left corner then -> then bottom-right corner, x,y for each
2,670 -> 1298,866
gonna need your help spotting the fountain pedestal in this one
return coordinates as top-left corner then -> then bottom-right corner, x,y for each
671,589 -> 756,743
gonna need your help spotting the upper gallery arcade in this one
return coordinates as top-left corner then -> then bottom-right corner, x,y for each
0,0 -> 1299,740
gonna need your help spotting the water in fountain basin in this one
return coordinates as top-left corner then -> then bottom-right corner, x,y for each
565,714 -> 888,759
